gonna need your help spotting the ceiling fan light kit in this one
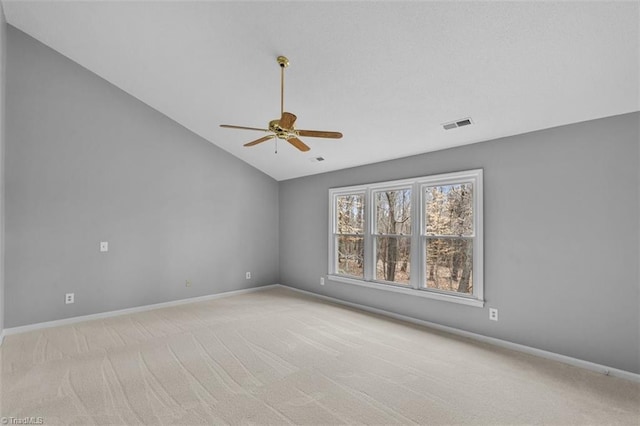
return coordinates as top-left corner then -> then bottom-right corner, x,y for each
220,56 -> 342,153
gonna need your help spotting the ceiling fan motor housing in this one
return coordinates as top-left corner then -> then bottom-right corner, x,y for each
269,119 -> 295,140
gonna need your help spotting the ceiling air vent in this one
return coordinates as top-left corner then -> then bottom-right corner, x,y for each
309,156 -> 325,162
442,117 -> 473,130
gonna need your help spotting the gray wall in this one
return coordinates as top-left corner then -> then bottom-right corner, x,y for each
279,112 -> 640,374
0,6 -> 6,336
3,20 -> 638,376
5,26 -> 279,328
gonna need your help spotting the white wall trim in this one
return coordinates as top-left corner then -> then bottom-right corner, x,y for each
277,284 -> 640,383
2,284 -> 279,336
3,282 -> 638,383
327,274 -> 484,307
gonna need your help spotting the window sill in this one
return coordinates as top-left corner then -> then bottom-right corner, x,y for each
327,275 -> 485,307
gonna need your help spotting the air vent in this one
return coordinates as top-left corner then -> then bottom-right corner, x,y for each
309,156 -> 325,162
442,117 -> 473,130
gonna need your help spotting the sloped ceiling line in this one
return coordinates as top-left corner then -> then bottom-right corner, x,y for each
3,1 -> 638,180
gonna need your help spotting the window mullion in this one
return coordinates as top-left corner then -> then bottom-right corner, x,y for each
328,195 -> 336,275
410,181 -> 420,289
364,188 -> 374,281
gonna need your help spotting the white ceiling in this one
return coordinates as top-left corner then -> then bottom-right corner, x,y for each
3,1 -> 639,181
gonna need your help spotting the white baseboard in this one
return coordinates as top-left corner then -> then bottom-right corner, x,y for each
2,284 -> 279,336
3,283 -> 638,383
277,284 -> 640,383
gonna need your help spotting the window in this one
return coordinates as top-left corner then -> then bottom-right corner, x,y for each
328,169 -> 483,307
374,187 -> 412,285
333,192 -> 365,278
424,182 -> 474,294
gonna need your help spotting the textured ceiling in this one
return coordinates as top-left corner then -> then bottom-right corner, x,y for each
3,1 -> 639,181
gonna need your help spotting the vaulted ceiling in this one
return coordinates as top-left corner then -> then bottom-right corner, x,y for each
3,1 -> 638,181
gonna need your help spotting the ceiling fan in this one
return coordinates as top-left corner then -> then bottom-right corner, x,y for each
220,56 -> 343,152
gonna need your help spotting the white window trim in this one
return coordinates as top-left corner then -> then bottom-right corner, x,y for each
328,169 -> 484,307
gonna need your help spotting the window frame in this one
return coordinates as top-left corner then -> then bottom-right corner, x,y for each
371,183 -> 414,287
328,169 -> 484,307
329,186 -> 368,280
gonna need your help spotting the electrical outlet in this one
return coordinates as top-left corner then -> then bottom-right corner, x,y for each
65,293 -> 75,304
320,277 -> 325,286
100,241 -> 108,252
185,280 -> 191,287
246,272 -> 251,280
489,308 -> 498,321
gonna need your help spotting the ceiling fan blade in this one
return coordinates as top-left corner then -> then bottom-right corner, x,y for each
297,129 -> 343,139
220,124 -> 269,132
287,136 -> 310,152
279,112 -> 297,129
244,135 -> 275,147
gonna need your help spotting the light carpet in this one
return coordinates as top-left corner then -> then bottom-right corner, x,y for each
1,286 -> 638,425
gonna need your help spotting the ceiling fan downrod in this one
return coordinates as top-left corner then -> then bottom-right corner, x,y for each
277,56 -> 289,117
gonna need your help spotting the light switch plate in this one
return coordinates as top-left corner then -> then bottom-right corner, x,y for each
100,241 -> 108,252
